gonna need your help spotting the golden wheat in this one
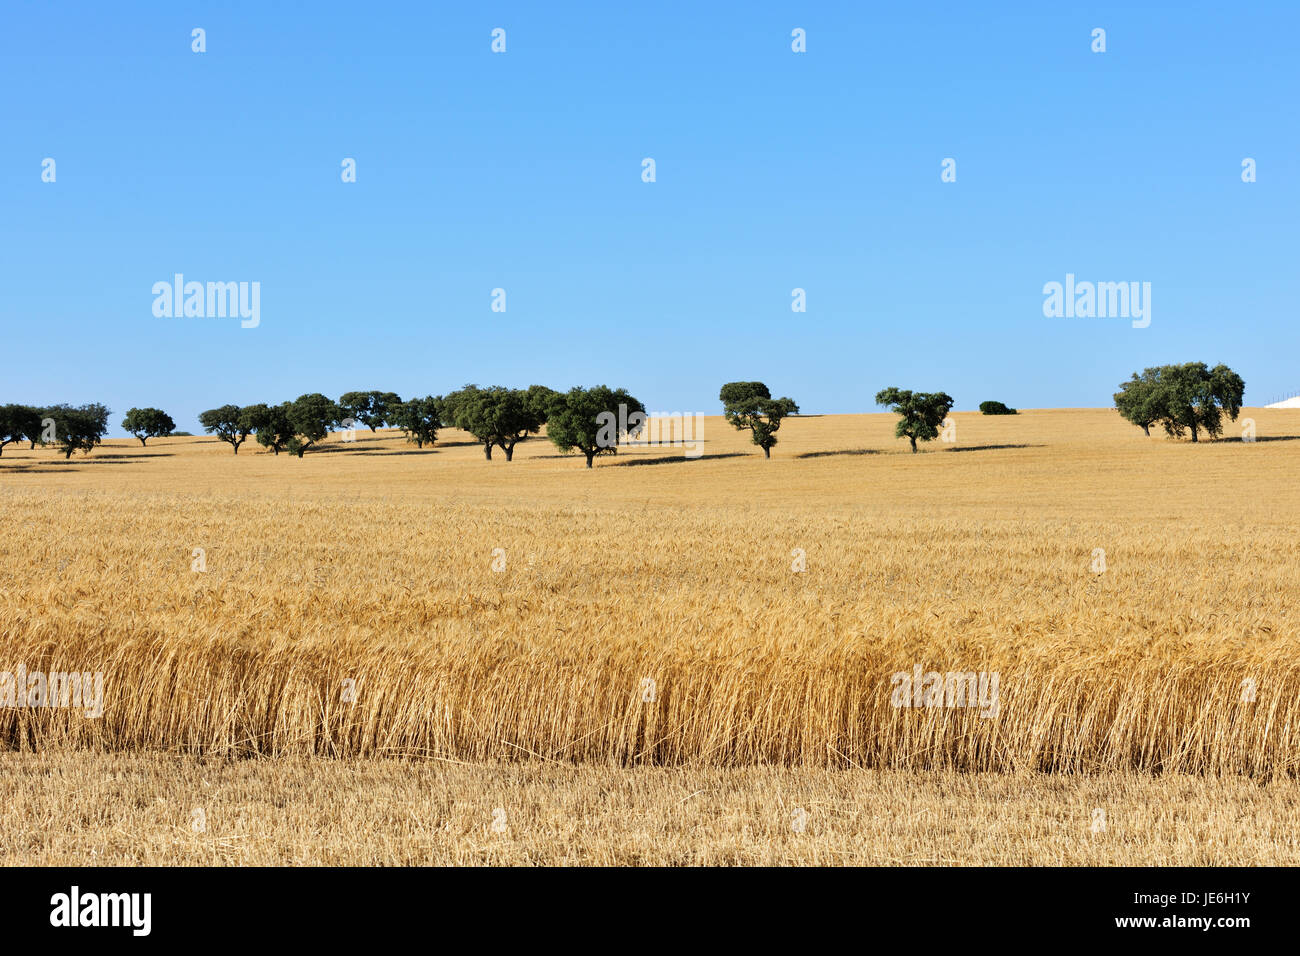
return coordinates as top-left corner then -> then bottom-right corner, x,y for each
4,752 -> 1300,865
2,409 -> 1298,776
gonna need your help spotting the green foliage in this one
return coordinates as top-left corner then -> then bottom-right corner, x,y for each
488,389 -> 545,460
979,401 -> 1017,416
719,381 -> 771,406
121,407 -> 176,446
1114,363 -> 1244,441
242,402 -> 295,455
442,385 -> 546,460
524,385 -> 561,425
198,405 -> 253,454
875,387 -> 955,453
546,385 -> 646,467
44,403 -> 111,459
438,385 -> 478,430
285,393 -> 341,457
719,381 -> 798,458
390,396 -> 441,449
338,390 -> 402,431
0,404 -> 42,456
1114,368 -> 1167,436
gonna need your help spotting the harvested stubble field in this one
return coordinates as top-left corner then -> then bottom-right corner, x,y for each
2,407 -> 1299,864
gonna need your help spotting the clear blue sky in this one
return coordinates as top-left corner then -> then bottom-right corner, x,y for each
3,1 -> 1297,433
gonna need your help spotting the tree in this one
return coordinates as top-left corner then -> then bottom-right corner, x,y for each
443,385 -> 543,461
1114,363 -> 1245,442
546,385 -> 647,467
719,381 -> 798,458
24,407 -> 49,449
242,402 -> 294,455
338,390 -> 403,432
44,403 -> 111,459
875,387 -> 955,453
1113,368 -> 1167,436
439,385 -> 488,431
199,405 -> 253,454
979,401 -> 1017,416
524,385 -> 561,425
390,396 -> 441,448
285,393 -> 341,457
0,405 -> 42,456
489,389 -> 545,461
1156,362 -> 1244,442
121,407 -> 175,446
443,385 -> 497,459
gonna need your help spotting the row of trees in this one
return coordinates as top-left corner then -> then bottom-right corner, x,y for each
0,364 -> 1250,464
1114,363 -> 1245,441
198,386 -> 649,466
718,384 -> 959,456
0,403 -> 112,458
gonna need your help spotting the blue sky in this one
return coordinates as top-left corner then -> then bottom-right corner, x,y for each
3,1 -> 1297,433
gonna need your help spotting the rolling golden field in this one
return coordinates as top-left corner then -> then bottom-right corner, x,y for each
3,407 -> 1299,864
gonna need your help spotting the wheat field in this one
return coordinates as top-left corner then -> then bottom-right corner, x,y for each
2,407 -> 1299,863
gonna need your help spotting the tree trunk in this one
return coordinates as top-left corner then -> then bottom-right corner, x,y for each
910,436 -> 918,453
504,443 -> 515,461
1141,423 -> 1150,436
763,446 -> 770,458
484,441 -> 493,460
1190,423 -> 1199,443
64,447 -> 74,459
139,437 -> 147,447
29,440 -> 36,450
585,450 -> 595,468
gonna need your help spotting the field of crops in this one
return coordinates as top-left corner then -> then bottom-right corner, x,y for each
3,407 -> 1299,863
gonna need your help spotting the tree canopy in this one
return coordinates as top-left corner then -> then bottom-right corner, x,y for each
121,407 -> 175,446
338,391 -> 402,432
390,395 -> 441,449
45,403 -> 111,459
875,387 -> 955,453
1114,363 -> 1244,441
443,385 -> 546,460
242,402 -> 295,455
719,381 -> 798,458
0,405 -> 42,456
546,385 -> 646,467
286,393 -> 341,457
199,405 -> 253,454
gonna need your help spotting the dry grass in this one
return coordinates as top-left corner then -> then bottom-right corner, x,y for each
4,751 -> 1299,865
2,408 -> 1299,777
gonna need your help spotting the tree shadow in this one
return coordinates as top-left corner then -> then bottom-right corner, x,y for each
0,459 -> 143,473
86,451 -> 175,459
796,448 -> 881,459
349,447 -> 441,456
946,443 -> 1043,453
608,452 -> 748,467
427,438 -> 486,449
